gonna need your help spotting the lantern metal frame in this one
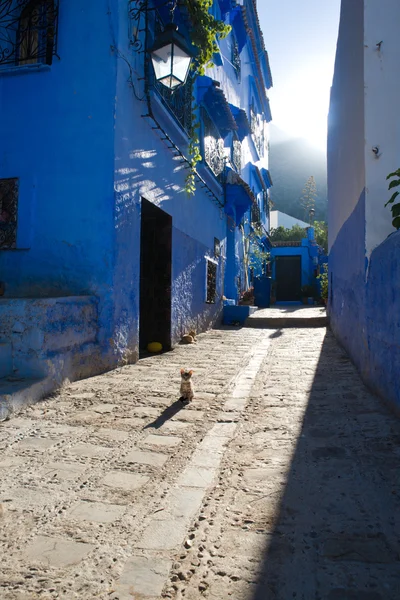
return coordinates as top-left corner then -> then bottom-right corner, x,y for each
128,0 -> 194,91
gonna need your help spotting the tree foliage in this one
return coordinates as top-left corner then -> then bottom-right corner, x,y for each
269,224 -> 306,243
300,175 -> 317,220
385,168 -> 400,230
313,220 -> 328,253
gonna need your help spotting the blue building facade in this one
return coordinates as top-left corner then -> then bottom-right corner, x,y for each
0,0 -> 272,396
270,227 -> 322,302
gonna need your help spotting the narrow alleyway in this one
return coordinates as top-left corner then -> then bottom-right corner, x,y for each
1,325 -> 399,600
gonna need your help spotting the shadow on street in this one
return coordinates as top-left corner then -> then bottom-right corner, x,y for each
143,399 -> 184,430
250,330 -> 400,600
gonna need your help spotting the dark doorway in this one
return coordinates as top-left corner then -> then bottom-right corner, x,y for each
139,199 -> 172,351
275,255 -> 302,301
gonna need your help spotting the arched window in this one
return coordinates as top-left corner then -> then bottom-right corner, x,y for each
17,0 -> 56,66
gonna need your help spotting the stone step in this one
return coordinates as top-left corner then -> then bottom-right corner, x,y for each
0,376 -> 53,421
243,306 -> 329,329
244,315 -> 329,328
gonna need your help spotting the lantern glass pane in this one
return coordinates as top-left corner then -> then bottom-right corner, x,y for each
158,74 -> 181,89
171,46 -> 191,83
151,43 -> 173,81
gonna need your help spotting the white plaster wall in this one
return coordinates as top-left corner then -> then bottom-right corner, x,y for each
364,0 -> 400,255
270,211 -> 309,230
328,0 -> 365,252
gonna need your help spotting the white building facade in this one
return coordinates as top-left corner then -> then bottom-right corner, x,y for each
328,0 -> 400,409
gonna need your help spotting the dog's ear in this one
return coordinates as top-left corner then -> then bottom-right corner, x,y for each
189,370 -> 193,376
180,368 -> 185,375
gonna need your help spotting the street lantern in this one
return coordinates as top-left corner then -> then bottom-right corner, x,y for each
149,23 -> 193,90
309,208 -> 315,223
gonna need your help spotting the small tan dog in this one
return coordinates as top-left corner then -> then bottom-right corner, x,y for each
180,330 -> 197,344
179,369 -> 194,402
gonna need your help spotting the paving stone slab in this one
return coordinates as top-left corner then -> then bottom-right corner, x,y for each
5,418 -> 34,429
71,410 -> 101,422
91,428 -> 130,442
67,443 -> 112,458
146,396 -> 173,406
3,487 -> 53,509
24,535 -> 95,567
16,437 -> 57,451
67,500 -> 126,523
133,407 -> 161,417
93,404 -> 118,414
114,417 -> 148,429
39,462 -> 87,481
138,517 -> 189,550
160,420 -> 191,433
177,465 -> 216,488
190,449 -> 223,469
210,422 -> 237,437
102,471 -> 150,491
156,487 -> 205,521
322,535 -> 398,563
116,555 -> 172,597
172,410 -> 204,422
123,449 -> 169,467
224,398 -> 248,411
0,456 -> 24,469
143,434 -> 182,448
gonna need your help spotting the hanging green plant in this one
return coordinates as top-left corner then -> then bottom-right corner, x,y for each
181,0 -> 231,195
385,168 -> 400,230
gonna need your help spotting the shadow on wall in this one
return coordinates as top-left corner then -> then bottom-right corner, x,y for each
249,331 -> 400,600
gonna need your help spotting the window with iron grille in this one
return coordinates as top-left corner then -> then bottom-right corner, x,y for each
251,202 -> 261,226
231,133 -> 241,172
155,73 -> 194,135
231,35 -> 240,82
214,237 -> 221,258
250,99 -> 265,158
201,107 -> 224,177
0,178 -> 18,249
0,0 -> 59,70
206,259 -> 217,304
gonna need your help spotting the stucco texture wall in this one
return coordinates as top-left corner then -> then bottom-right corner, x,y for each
171,228 -> 224,345
0,0 -> 117,362
328,0 -> 368,375
0,0 -> 116,296
364,231 -> 400,408
328,0 -> 400,410
111,2 -> 228,359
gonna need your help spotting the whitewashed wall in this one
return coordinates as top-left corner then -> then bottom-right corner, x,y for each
270,211 -> 309,230
364,0 -> 400,256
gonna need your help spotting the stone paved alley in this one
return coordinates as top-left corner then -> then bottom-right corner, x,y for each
1,325 -> 400,600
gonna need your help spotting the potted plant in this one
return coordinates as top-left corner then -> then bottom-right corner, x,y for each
239,287 -> 254,306
317,270 -> 328,305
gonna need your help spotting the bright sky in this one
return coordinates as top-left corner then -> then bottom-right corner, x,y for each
258,0 -> 341,151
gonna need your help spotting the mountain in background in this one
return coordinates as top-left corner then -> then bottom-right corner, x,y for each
268,125 -> 328,223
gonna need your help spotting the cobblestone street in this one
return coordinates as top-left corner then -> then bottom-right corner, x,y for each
1,326 -> 400,599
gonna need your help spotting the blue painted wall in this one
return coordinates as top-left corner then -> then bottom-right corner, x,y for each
0,0 -> 272,375
0,0 -> 116,365
365,231 -> 400,408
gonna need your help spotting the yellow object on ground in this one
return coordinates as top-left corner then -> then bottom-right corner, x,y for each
147,342 -> 162,353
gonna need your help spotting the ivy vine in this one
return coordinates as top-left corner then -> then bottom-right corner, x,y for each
385,168 -> 400,230
182,0 -> 231,195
